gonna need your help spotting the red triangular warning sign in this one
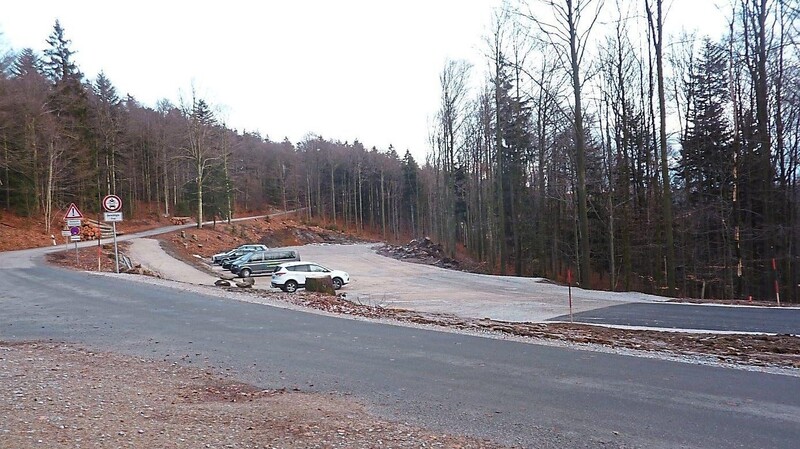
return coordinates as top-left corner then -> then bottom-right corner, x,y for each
64,203 -> 84,220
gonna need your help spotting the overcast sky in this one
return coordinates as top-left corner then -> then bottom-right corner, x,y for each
1,1 -> 728,162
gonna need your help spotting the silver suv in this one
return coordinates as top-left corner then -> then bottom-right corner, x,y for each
230,249 -> 301,277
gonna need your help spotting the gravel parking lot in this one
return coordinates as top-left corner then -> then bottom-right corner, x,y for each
131,239 -> 663,323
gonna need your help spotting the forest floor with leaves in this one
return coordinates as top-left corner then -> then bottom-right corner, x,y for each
3,211 -> 799,448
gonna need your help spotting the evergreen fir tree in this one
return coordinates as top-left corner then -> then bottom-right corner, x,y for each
679,38 -> 733,203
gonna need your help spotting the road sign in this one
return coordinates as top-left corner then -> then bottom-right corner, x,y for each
69,226 -> 80,236
61,230 -> 71,237
64,203 -> 84,220
66,219 -> 82,228
69,235 -> 81,242
103,212 -> 123,222
102,194 -> 122,212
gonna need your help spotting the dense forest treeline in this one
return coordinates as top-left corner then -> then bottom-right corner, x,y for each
1,1 -> 799,302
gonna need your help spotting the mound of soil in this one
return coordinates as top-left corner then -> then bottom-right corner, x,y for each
157,216 -> 373,271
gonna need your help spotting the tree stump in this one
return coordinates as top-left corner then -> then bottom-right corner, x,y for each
305,276 -> 335,295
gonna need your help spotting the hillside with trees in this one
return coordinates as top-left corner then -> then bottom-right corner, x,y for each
1,1 -> 799,303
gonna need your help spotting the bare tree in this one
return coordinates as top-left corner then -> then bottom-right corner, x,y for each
433,59 -> 472,257
519,0 -> 605,287
644,0 -> 677,295
180,90 -> 220,228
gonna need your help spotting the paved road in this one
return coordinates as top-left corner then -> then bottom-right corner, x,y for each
551,303 -> 800,334
1,249 -> 799,448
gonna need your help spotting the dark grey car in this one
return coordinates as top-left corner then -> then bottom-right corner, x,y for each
230,249 -> 301,277
212,244 -> 268,265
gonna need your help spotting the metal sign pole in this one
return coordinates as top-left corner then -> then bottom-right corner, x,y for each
97,222 -> 102,271
75,240 -> 79,265
113,221 -> 120,273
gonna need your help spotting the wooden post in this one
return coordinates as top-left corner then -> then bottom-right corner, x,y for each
567,268 -> 573,323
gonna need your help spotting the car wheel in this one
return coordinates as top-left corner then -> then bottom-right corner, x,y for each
332,277 -> 343,290
284,280 -> 298,293
240,268 -> 251,278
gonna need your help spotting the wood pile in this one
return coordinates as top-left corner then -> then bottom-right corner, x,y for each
80,223 -> 102,240
73,219 -> 115,240
84,218 -> 114,238
171,216 -> 192,225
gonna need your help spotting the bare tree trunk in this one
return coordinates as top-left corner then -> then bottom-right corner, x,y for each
331,163 -> 336,224
646,0 -> 676,295
163,148 -> 170,217
567,4 -> 592,288
44,140 -> 57,234
380,169 -> 386,239
358,162 -> 363,231
3,134 -> 9,210
494,52 -> 507,275
196,158 -> 203,228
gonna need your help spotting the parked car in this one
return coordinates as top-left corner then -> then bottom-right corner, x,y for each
221,252 -> 251,270
271,261 -> 350,292
230,249 -> 301,277
211,244 -> 268,265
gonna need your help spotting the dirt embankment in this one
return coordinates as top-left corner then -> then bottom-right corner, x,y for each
154,216 -> 372,272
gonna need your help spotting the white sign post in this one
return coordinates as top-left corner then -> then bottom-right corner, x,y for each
63,203 -> 84,265
61,229 -> 70,250
102,195 -> 123,273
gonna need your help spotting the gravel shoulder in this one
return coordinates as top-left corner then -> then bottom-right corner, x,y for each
0,341 -> 506,449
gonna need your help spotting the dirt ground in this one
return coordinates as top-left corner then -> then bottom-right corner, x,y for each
0,208 -> 175,252
0,341 -> 506,449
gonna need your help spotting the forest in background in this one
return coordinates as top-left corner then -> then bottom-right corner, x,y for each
1,1 -> 799,302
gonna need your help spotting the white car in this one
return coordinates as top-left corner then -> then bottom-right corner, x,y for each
271,261 -> 350,293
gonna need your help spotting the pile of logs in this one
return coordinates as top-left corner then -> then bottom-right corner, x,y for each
171,216 -> 191,225
73,219 -> 114,241
80,224 -> 103,240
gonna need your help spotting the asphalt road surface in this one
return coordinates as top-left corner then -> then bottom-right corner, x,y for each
1,247 -> 799,448
552,303 -> 800,334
